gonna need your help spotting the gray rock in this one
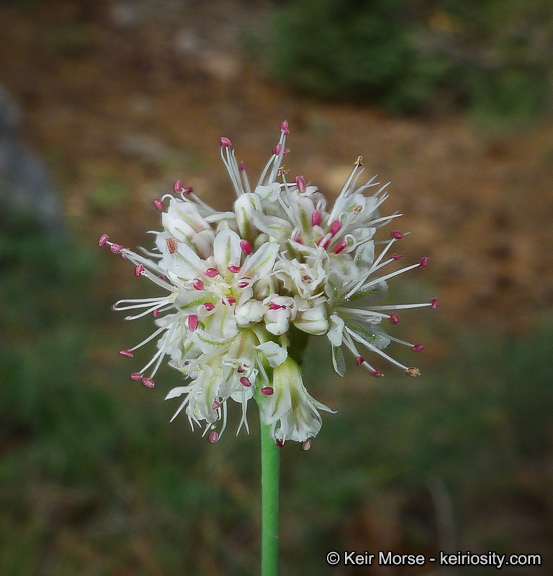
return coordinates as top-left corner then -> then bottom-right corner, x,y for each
0,84 -> 65,234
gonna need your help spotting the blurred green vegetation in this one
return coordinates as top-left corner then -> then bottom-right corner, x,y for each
263,0 -> 553,119
1,209 -> 551,574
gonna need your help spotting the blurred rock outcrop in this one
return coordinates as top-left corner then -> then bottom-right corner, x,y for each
0,84 -> 64,234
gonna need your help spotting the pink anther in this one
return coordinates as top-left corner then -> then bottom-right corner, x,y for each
135,264 -> 144,276
389,312 -> 401,325
212,400 -> 221,410
173,180 -> 183,194
391,253 -> 404,260
142,377 -> 155,388
119,349 -> 133,358
193,278 -> 204,290
187,315 -> 199,331
205,268 -> 219,277
371,370 -> 383,378
330,220 -> 342,236
153,309 -> 160,318
391,230 -> 404,240
208,431 -> 219,443
430,298 -> 439,309
220,137 -> 232,147
240,376 -> 252,387
238,278 -> 251,288
153,198 -> 163,210
419,257 -> 429,269
355,356 -> 365,365
240,240 -> 253,255
98,233 -> 109,247
412,344 -> 425,352
261,386 -> 274,396
204,302 -> 215,311
110,243 -> 124,254
311,210 -> 322,226
334,240 -> 347,254
130,372 -> 142,381
295,175 -> 306,194
227,265 -> 241,273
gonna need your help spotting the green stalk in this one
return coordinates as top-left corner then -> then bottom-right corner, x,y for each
260,419 -> 280,576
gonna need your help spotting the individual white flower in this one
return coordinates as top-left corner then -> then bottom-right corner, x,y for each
260,357 -> 334,444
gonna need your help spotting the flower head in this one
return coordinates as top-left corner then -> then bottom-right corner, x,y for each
100,123 -> 436,444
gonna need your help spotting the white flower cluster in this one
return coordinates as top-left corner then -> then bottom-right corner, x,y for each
100,122 -> 437,446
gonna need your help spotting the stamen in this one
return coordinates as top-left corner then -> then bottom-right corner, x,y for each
135,264 -> 144,276
431,298 -> 439,309
193,279 -> 204,290
224,297 -> 237,305
412,344 -> 425,351
182,186 -> 193,195
208,431 -> 219,443
240,240 -> 253,255
173,180 -> 183,193
301,438 -> 312,451
153,198 -> 163,210
220,137 -> 232,147
391,230 -> 404,240
273,144 -> 282,156
311,210 -> 322,226
261,386 -> 274,396
371,370 -> 383,377
295,175 -> 306,194
130,372 -> 142,381
355,356 -> 365,365
204,302 -> 215,311
212,400 -> 221,410
389,313 -> 401,325
406,367 -> 421,377
187,315 -> 199,331
205,268 -> 219,277
419,257 -> 429,268
153,308 -> 160,317
330,220 -> 342,236
240,376 -> 252,387
98,233 -> 109,246
110,243 -> 124,254
334,240 -> 347,254
120,349 -> 133,357
280,120 -> 289,134
391,253 -> 403,260
238,278 -> 251,288
166,237 -> 178,254
227,265 -> 241,273
276,439 -> 285,447
142,377 -> 155,388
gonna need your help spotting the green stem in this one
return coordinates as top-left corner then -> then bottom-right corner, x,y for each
260,419 -> 280,576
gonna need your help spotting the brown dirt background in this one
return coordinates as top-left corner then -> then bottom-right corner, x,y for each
2,0 -> 553,337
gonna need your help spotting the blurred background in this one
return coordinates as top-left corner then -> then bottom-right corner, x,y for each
1,0 -> 553,574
